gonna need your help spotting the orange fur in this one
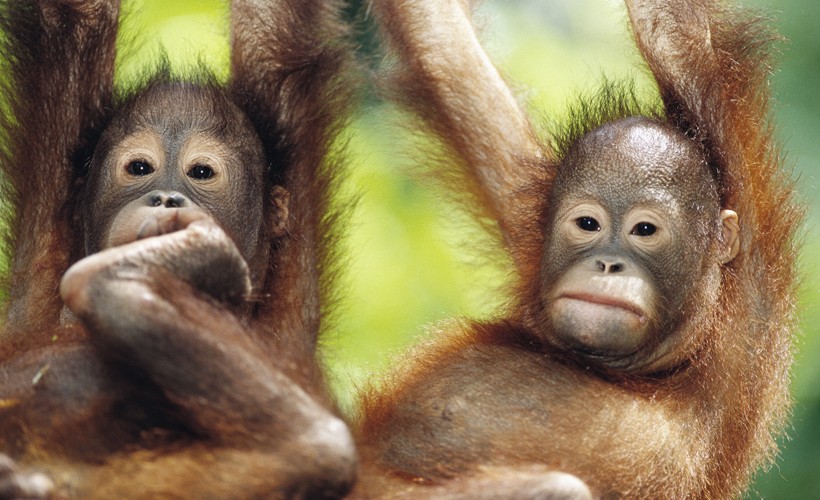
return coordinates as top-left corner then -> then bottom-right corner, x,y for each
0,0 -> 358,497
353,0 -> 800,498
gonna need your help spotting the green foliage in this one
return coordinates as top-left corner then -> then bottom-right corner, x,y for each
116,0 -> 230,83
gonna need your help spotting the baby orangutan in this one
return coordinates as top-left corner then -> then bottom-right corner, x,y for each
0,0 -> 357,497
352,0 -> 798,498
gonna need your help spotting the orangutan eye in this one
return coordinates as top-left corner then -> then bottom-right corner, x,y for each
575,217 -> 601,232
127,160 -> 154,176
631,222 -> 657,237
188,164 -> 215,180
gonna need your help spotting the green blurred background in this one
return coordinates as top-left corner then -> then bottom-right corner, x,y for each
64,0 -> 820,497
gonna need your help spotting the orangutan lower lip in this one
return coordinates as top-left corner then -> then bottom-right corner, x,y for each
558,293 -> 646,322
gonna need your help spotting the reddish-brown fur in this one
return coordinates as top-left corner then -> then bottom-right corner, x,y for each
0,0 -> 357,497
353,0 -> 801,498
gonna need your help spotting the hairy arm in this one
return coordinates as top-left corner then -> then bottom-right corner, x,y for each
371,0 -> 543,258
229,0 -> 354,367
624,0 -> 778,176
0,0 -> 120,332
627,1 -> 798,494
58,215 -> 356,497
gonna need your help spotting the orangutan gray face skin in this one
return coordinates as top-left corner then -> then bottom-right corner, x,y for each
541,117 -> 739,368
83,83 -> 287,268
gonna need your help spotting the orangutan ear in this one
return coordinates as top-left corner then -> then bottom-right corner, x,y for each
718,210 -> 740,264
269,185 -> 290,238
